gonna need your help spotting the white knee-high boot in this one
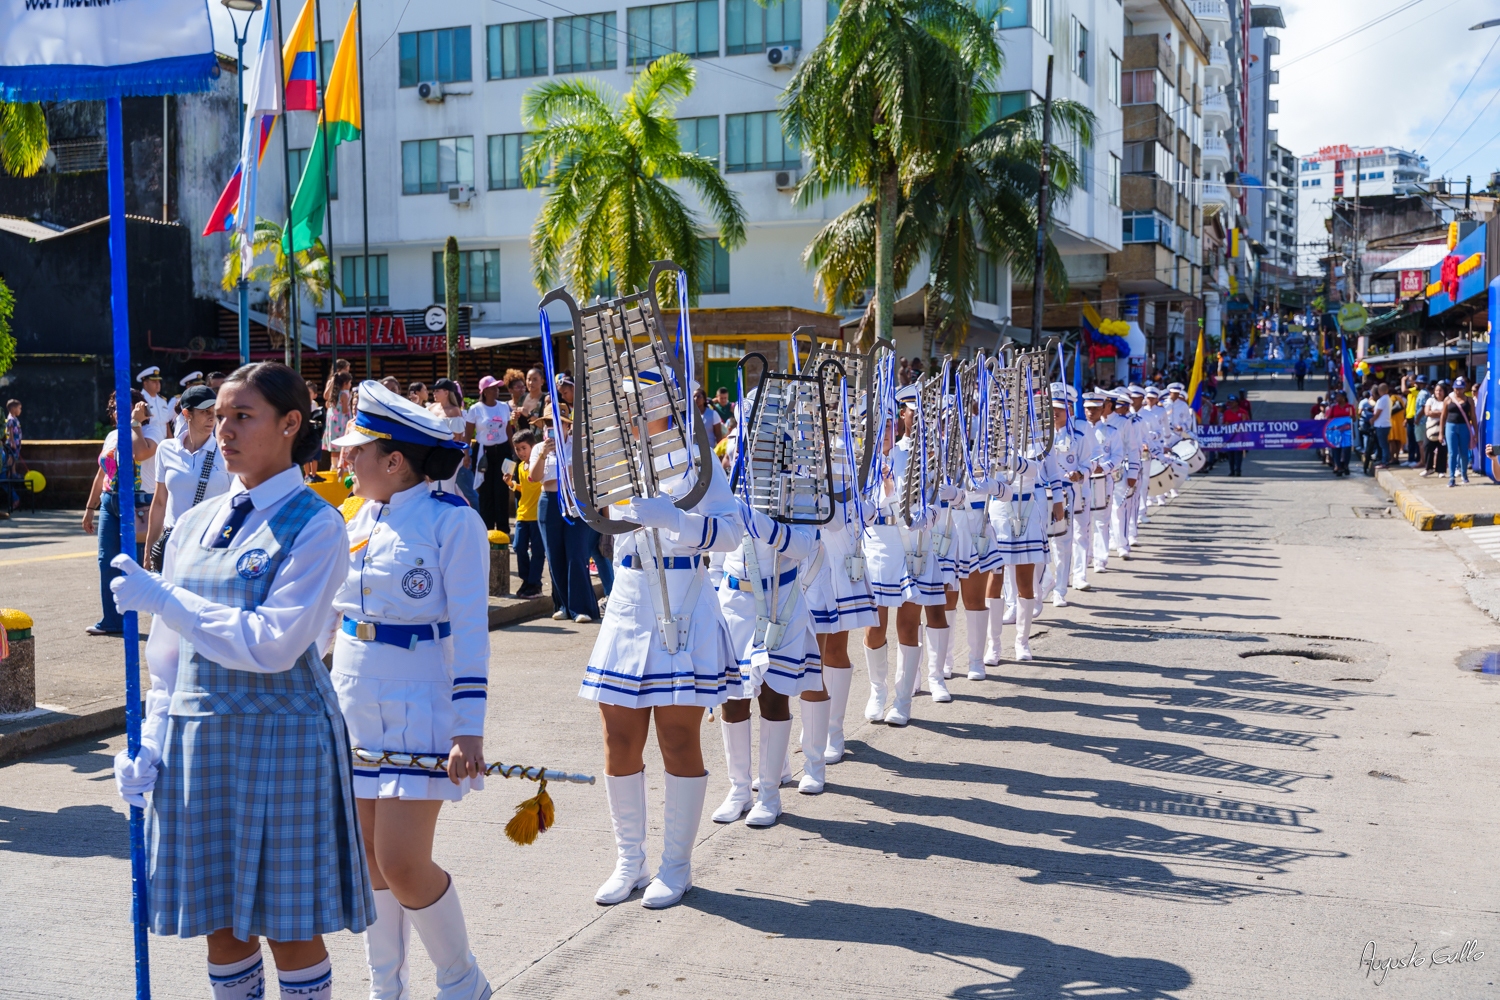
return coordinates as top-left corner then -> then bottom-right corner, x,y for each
798,699 -> 830,794
1031,565 -> 1045,617
984,596 -> 1006,666
364,888 -> 411,999
1014,598 -> 1035,661
884,643 -> 921,726
405,880 -> 490,1000
711,719 -> 753,823
643,771 -> 709,908
925,626 -> 952,703
863,643 -> 890,721
1001,566 -> 1017,623
746,718 -> 792,826
823,666 -> 852,763
595,770 -> 651,904
964,608 -> 988,680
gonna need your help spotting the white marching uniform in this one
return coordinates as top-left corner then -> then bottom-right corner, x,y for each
986,453 -> 1061,566
333,482 -> 491,801
1089,413 -> 1124,570
718,509 -> 822,697
1109,404 -> 1145,556
803,502 -> 879,633
1047,413 -> 1094,601
861,439 -> 907,608
580,447 -> 743,708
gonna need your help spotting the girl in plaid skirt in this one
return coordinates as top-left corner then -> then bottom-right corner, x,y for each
110,363 -> 371,1000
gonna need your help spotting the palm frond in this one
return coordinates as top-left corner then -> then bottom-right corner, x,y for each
0,103 -> 48,178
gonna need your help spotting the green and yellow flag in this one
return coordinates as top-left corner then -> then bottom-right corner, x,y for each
285,2 -> 362,253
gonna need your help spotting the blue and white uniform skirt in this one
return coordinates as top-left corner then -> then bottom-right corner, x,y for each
803,522 -> 878,633
717,582 -> 822,698
579,557 -> 736,708
900,520 -> 949,606
332,631 -> 482,802
987,489 -> 1051,565
861,516 -> 907,608
951,497 -> 993,577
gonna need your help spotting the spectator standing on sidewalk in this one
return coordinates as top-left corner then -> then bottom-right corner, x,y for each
82,391 -> 158,635
1324,391 -> 1355,477
1221,393 -> 1252,477
3,399 -> 22,510
1294,354 -> 1308,391
1444,378 -> 1477,486
427,378 -> 473,502
1408,376 -> 1430,465
506,429 -> 545,599
1422,382 -> 1449,477
1372,383 -> 1393,469
467,375 -> 515,535
323,372 -> 353,472
144,386 -> 232,570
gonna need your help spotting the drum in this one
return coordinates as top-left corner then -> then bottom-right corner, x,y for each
1148,459 -> 1174,497
1172,438 -> 1205,474
1047,508 -> 1070,536
1088,473 -> 1108,511
1166,457 -> 1189,485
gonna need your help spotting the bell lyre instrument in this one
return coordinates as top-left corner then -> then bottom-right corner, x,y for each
730,351 -> 838,527
898,371 -> 943,530
793,329 -> 893,504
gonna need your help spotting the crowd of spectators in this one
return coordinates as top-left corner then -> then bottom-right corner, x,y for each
1309,373 -> 1481,487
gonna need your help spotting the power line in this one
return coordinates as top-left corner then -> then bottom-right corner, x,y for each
1415,30 -> 1500,154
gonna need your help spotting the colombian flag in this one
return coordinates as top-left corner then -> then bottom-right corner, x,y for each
1187,329 -> 1207,412
285,3 -> 363,252
283,0 -> 320,111
202,116 -> 275,235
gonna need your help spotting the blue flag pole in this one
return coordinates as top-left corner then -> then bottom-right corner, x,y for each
1072,346 -> 1083,422
1488,277 -> 1500,482
106,95 -> 152,1000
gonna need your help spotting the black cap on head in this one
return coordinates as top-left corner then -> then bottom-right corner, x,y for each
179,385 -> 218,411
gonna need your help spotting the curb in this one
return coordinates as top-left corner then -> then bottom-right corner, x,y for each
0,583 -> 604,765
1374,469 -> 1500,531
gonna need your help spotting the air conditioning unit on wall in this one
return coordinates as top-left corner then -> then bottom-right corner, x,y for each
448,184 -> 475,205
766,45 -> 798,69
417,80 -> 444,102
774,169 -> 799,192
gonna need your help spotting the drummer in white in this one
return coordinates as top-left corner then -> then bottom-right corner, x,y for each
1038,384 -> 1090,612
1105,390 -> 1142,560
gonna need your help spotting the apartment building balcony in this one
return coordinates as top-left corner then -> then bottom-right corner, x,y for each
1123,104 -> 1175,146
1202,92 -> 1231,131
1205,43 -> 1231,88
1188,0 -> 1231,44
1202,134 -> 1230,171
1202,180 -> 1231,209
1121,174 -> 1175,217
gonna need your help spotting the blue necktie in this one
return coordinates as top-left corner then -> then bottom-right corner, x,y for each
211,493 -> 255,549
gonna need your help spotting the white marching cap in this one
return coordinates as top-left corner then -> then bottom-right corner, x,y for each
330,379 -> 466,450
136,365 -> 161,382
178,371 -> 204,387
1144,385 -> 1161,398
894,383 -> 921,405
622,367 -> 700,396
1082,390 -> 1107,406
1127,384 -> 1145,397
1167,382 -> 1186,393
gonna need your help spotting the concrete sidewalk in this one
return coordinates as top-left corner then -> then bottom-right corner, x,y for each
1375,464 -> 1500,530
0,508 -> 586,762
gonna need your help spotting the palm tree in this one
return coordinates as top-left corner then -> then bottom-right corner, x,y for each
0,102 -> 48,178
522,53 -> 747,304
221,218 -> 337,353
781,0 -> 999,347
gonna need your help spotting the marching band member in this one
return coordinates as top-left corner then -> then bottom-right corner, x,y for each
1042,384 -> 1090,609
327,381 -> 492,1000
1069,392 -> 1116,590
108,362 -> 369,1000
1165,382 -> 1198,443
948,458 -> 995,682
1140,387 -> 1169,507
983,414 -> 1063,661
1127,386 -> 1154,539
1086,391 -> 1124,574
581,370 -> 743,910
859,404 -> 905,724
1107,390 -> 1143,560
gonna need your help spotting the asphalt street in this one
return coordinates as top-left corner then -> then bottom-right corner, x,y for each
4,378 -> 1500,999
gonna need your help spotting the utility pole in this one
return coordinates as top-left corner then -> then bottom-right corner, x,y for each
1351,155 -> 1361,303
1030,56 -> 1054,348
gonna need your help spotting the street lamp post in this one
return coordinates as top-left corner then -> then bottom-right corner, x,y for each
223,0 -> 262,368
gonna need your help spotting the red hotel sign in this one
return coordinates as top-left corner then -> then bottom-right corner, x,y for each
316,315 -> 466,353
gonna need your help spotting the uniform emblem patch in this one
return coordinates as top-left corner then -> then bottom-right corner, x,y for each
402,568 -> 434,598
236,549 -> 272,580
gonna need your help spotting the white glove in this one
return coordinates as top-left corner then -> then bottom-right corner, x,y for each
937,483 -> 959,502
114,745 -> 160,809
625,495 -> 686,534
110,554 -> 174,616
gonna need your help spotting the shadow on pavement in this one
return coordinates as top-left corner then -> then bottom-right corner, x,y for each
0,802 -> 130,859
984,672 -> 1351,719
687,888 -> 1195,998
989,694 -> 1335,749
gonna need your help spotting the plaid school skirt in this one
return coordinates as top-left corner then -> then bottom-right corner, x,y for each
147,710 -> 372,941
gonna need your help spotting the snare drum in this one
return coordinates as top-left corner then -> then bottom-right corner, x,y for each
1148,459 -> 1174,497
1047,508 -> 1070,536
1088,473 -> 1108,511
1166,457 -> 1189,485
1171,438 -> 1205,474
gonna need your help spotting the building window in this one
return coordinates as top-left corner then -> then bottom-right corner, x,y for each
488,20 -> 548,79
698,238 -> 730,294
827,0 -> 839,27
726,0 -> 800,54
488,133 -> 536,190
997,0 -> 1028,29
1109,51 -> 1121,105
433,248 -> 501,302
976,252 -> 999,304
342,255 -> 389,306
679,115 -> 719,162
399,27 -> 473,87
1032,0 -> 1052,39
983,90 -> 1032,123
1071,18 -> 1089,82
1074,137 -> 1091,192
401,137 -> 474,195
1120,68 -> 1157,106
555,13 -> 617,73
1121,211 -> 1173,248
317,39 -> 335,91
288,147 -> 309,186
725,111 -> 799,172
627,1 -> 719,66
1108,152 -> 1120,206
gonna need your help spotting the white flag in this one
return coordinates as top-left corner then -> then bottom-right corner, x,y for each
235,1 -> 283,273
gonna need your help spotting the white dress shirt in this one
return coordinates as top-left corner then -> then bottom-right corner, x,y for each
141,466 -> 349,750
152,432 -> 232,528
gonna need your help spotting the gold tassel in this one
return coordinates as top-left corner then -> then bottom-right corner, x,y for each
503,779 -> 555,846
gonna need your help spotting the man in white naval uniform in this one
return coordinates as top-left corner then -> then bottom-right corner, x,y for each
1129,385 -> 1159,531
1082,391 -> 1123,575
1042,384 -> 1092,609
1139,386 -> 1171,507
1105,390 -> 1142,559
1164,382 -> 1198,443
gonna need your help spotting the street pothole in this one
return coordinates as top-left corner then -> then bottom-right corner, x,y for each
1238,649 -> 1354,662
1368,770 -> 1405,782
1351,506 -> 1395,519
1456,648 -> 1500,675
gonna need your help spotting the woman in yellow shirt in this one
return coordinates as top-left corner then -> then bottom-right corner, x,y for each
506,429 -> 545,598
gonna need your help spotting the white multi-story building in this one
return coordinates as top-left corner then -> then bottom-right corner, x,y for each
264,0 -> 1125,353
1296,144 -> 1428,274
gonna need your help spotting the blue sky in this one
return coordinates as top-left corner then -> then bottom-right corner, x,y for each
1277,0 -> 1500,182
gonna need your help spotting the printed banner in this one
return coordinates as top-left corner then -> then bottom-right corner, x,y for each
1198,420 -> 1335,451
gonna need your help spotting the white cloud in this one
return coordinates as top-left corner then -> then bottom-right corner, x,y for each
1276,0 -> 1500,181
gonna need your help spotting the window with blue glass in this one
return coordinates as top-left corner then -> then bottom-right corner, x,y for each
627,0 -> 719,66
488,133 -> 536,190
432,249 -> 501,302
555,13 -> 617,72
402,137 -> 474,194
679,116 -> 719,162
698,238 -> 730,294
488,20 -> 548,79
725,111 -> 798,172
1121,211 -> 1174,249
399,27 -> 473,87
342,255 -> 389,306
727,0 -> 800,54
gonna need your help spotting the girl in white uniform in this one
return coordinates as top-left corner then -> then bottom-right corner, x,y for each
328,382 -> 492,1000
801,496 -> 876,767
984,430 -> 1064,661
581,373 -> 743,910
